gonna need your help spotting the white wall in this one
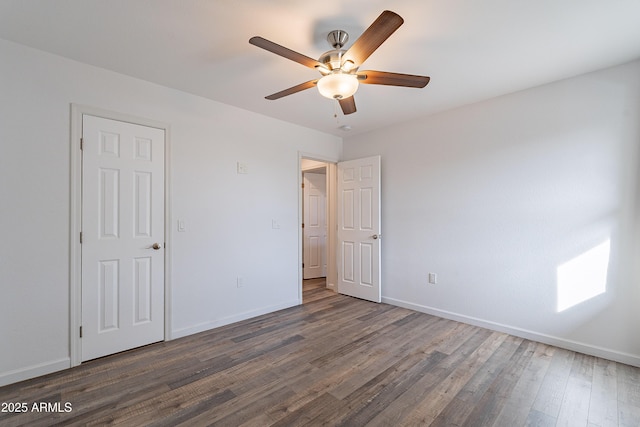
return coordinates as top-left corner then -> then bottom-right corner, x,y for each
343,59 -> 640,366
2,36 -> 638,387
0,39 -> 341,385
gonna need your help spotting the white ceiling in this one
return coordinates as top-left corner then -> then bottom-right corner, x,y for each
2,0 -> 640,137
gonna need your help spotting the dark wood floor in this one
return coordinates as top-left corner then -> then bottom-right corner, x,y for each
2,279 -> 640,426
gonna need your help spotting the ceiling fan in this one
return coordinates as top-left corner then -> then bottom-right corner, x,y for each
249,10 -> 430,115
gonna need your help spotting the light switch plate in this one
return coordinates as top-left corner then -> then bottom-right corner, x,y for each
428,273 -> 437,284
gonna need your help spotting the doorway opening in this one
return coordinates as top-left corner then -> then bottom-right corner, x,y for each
300,157 -> 337,304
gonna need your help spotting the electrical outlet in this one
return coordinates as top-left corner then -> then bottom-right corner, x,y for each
428,273 -> 437,284
237,276 -> 244,288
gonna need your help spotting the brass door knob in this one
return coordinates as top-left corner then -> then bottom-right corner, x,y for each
151,243 -> 162,250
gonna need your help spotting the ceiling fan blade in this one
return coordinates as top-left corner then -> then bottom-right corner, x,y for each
265,80 -> 318,100
338,96 -> 357,115
342,10 -> 404,67
249,36 -> 322,69
358,70 -> 430,88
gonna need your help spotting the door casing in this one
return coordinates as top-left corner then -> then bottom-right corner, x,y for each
70,104 -> 172,366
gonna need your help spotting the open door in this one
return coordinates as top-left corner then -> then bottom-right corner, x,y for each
303,172 -> 327,279
337,156 -> 381,302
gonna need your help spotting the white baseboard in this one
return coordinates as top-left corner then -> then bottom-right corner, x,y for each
171,299 -> 300,339
0,358 -> 71,387
383,296 -> 640,368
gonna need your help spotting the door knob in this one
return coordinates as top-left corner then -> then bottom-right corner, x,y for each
372,234 -> 380,240
151,243 -> 162,250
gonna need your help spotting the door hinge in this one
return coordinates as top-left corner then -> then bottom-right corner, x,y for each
80,232 -> 83,244
301,223 -> 304,228
79,326 -> 83,338
301,182 -> 305,189
80,137 -> 83,150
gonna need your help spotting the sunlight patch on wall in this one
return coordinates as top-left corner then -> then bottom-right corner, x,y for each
557,240 -> 610,312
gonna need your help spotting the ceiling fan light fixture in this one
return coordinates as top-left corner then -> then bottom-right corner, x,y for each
317,73 -> 359,100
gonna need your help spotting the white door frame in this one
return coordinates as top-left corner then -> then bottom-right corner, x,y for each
69,104 -> 172,366
299,153 -> 338,301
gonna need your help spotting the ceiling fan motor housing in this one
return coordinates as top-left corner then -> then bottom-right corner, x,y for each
319,30 -> 355,72
318,49 -> 348,71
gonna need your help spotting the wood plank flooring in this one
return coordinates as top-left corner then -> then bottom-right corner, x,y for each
1,279 -> 639,426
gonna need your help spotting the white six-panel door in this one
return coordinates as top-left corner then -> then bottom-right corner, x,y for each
303,172 -> 327,279
81,115 -> 165,361
337,156 -> 381,302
